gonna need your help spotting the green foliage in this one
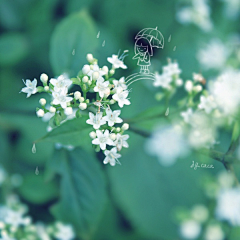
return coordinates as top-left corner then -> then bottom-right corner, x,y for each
50,148 -> 107,239
50,10 -> 98,77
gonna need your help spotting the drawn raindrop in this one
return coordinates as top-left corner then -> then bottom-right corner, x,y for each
35,166 -> 39,175
97,31 -> 100,38
72,49 -> 75,55
173,46 -> 177,51
168,35 -> 171,42
32,143 -> 36,154
165,107 -> 169,116
102,40 -> 105,47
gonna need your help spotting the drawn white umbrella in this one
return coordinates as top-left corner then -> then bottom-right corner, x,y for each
135,27 -> 164,48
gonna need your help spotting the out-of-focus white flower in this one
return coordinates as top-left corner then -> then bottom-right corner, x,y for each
114,133 -> 129,151
153,72 -> 172,89
92,130 -> 114,150
180,220 -> 201,239
21,79 -> 38,98
89,131 -> 97,139
64,107 -> 73,116
209,70 -> 240,115
177,0 -> 213,32
181,108 -> 193,123
4,210 -> 25,228
107,54 -> 127,69
216,188 -> 240,225
191,205 -> 209,223
86,112 -> 106,129
185,80 -> 193,92
79,102 -> 87,110
112,88 -> 131,108
198,95 -> 217,114
217,171 -> 235,188
74,91 -> 81,100
122,123 -> 129,131
204,224 -> 224,240
197,39 -> 230,70
163,62 -> 182,76
50,74 -> 72,93
146,125 -> 190,166
0,232 -> 16,240
103,108 -> 122,127
54,222 -> 75,240
36,223 -> 51,240
52,89 -> 73,109
221,0 -> 240,19
82,64 -> 91,75
40,73 -> 48,83
113,77 -> 127,91
36,109 -> 45,118
103,147 -> 121,166
93,77 -> 110,98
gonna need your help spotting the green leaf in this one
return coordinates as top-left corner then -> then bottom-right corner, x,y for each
50,10 -> 98,77
18,173 -> 58,204
107,133 -> 205,239
35,115 -> 92,149
0,33 -> 28,66
50,148 -> 107,239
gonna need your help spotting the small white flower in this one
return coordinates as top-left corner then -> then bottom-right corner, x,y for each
107,54 -> 127,69
4,209 -> 25,228
216,188 -> 240,225
36,109 -> 45,118
176,78 -> 183,86
54,222 -> 75,240
82,76 -> 89,83
94,77 -> 110,98
44,86 -> 49,91
112,88 -> 130,108
89,131 -> 97,139
39,98 -> 46,106
64,107 -> 73,116
103,147 -> 121,166
113,77 -> 127,91
198,95 -> 216,114
86,112 -> 106,129
122,123 -> 129,131
74,91 -> 81,100
114,133 -> 129,151
82,64 -> 91,74
88,64 -> 106,80
102,66 -> 109,74
103,108 -> 122,127
193,85 -> 202,92
191,205 -> 209,223
50,74 -> 72,93
92,130 -> 114,150
163,62 -> 182,76
204,224 -> 224,240
52,89 -> 73,109
86,53 -> 94,62
21,79 -> 38,98
40,73 -> 48,83
153,72 -> 172,89
185,80 -> 193,92
49,106 -> 56,113
79,102 -> 87,110
180,220 -> 201,240
181,108 -> 193,123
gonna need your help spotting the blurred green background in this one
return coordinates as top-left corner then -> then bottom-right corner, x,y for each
0,0 -> 240,239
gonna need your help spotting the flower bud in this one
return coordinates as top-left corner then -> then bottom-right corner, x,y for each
39,98 -> 46,106
86,53 -> 94,62
85,99 -> 90,104
116,127 -> 121,132
40,73 -> 48,83
82,76 -> 89,83
176,78 -> 183,86
88,80 -> 92,86
49,106 -> 56,113
82,64 -> 91,74
122,123 -> 129,131
193,85 -> 203,92
89,131 -> 96,139
64,107 -> 73,115
110,133 -> 116,140
109,99 -> 115,104
36,109 -> 44,117
92,71 -> 99,80
185,80 -> 193,92
109,69 -> 115,75
44,86 -> 49,91
79,103 -> 87,110
79,97 -> 85,103
74,91 -> 81,100
102,66 -> 109,74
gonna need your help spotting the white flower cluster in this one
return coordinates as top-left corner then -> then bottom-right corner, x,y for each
176,0 -> 213,32
153,60 -> 183,90
21,53 -> 130,166
0,195 -> 75,240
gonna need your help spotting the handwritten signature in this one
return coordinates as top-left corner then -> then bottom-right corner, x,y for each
190,161 -> 214,170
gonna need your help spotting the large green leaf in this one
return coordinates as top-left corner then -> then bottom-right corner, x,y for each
50,10 -> 98,76
50,148 -> 107,239
35,115 -> 92,148
107,133 -> 205,239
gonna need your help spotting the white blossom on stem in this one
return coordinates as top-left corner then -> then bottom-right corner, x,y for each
103,108 -> 122,127
50,74 -> 72,92
103,147 -> 121,166
113,77 -> 127,91
86,112 -> 106,129
112,88 -> 130,108
198,95 -> 217,114
93,77 -> 110,98
21,79 -> 38,98
92,130 -> 114,150
114,133 -> 129,151
52,89 -> 73,109
107,54 -> 127,69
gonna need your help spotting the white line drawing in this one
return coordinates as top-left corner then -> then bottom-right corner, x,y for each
102,40 -> 105,47
35,166 -> 39,175
125,27 -> 164,86
168,35 -> 171,42
97,31 -> 100,38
